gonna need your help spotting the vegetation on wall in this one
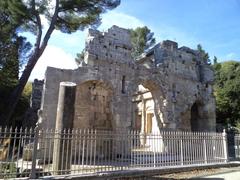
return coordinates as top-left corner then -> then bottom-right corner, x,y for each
197,44 -> 211,64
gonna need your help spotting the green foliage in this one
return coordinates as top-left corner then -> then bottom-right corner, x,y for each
7,0 -> 121,35
0,1 -> 32,126
197,44 -> 210,64
75,50 -> 85,66
0,82 -> 32,127
0,0 -> 32,88
213,56 -> 218,64
213,61 -> 240,127
22,82 -> 32,99
0,37 -> 31,88
1,0 -> 120,125
130,26 -> 156,59
0,162 -> 17,178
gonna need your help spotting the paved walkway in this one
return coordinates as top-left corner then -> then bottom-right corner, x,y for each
151,165 -> 240,179
193,166 -> 240,180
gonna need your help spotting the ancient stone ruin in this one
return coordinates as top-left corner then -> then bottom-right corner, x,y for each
38,25 -> 216,133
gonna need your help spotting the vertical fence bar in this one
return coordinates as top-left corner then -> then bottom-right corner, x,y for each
82,129 -> 85,172
30,127 -> 39,179
17,127 -> 23,175
153,132 -> 156,168
180,132 -> 183,166
222,129 -> 228,163
79,129 -> 82,174
48,129 -> 53,174
203,137 -> 207,164
108,130 -> 111,171
61,129 -> 65,174
73,129 -> 77,174
130,130 -> 133,168
197,132 -> 200,164
5,127 -> 10,162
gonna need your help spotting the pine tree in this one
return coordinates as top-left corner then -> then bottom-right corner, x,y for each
197,44 -> 210,64
1,0 -> 121,126
130,26 -> 156,59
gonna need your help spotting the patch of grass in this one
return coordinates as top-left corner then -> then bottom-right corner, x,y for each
0,162 -> 17,178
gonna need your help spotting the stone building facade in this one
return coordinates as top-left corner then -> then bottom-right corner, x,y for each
39,25 -> 216,133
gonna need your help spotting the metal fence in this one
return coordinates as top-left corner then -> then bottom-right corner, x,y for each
0,127 -> 228,179
235,134 -> 240,159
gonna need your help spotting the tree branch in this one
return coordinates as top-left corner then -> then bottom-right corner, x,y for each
32,0 -> 42,50
38,0 -> 59,56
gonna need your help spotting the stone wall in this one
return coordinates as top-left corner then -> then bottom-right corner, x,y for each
38,26 -> 216,132
23,79 -> 44,127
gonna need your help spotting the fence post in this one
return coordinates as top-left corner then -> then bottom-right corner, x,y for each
153,133 -> 156,168
180,134 -> 183,165
203,138 -> 207,164
222,129 -> 228,163
235,135 -> 240,159
30,127 -> 39,179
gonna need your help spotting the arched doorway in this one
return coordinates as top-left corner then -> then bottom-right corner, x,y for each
73,80 -> 113,130
131,81 -> 166,151
132,84 -> 155,133
190,102 -> 201,131
131,80 -> 165,134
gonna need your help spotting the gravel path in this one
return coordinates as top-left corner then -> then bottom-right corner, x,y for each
150,166 -> 240,179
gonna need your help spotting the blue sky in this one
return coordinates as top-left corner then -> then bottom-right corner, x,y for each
28,0 -> 240,80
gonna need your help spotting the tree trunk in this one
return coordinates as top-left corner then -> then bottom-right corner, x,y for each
2,52 -> 40,126
2,0 -> 59,126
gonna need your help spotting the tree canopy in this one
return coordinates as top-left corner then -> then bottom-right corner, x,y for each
75,50 -> 85,66
213,61 -> 240,128
130,26 -> 156,59
197,44 -> 211,64
1,0 -> 121,126
0,1 -> 31,88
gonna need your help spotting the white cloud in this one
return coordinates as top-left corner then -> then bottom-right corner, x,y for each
99,11 -> 145,30
226,52 -> 236,60
29,45 -> 77,80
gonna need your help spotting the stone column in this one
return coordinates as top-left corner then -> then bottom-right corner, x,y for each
140,98 -> 146,145
52,82 -> 76,175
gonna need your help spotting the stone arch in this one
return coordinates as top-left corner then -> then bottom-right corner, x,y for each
73,80 -> 114,130
130,78 -> 167,133
190,100 -> 205,131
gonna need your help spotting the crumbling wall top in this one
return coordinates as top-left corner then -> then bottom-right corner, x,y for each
161,40 -> 178,50
86,25 -> 133,64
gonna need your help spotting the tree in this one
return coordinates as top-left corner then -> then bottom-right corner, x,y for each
1,0 -> 120,126
75,50 -> 85,66
197,44 -> 211,64
0,36 -> 31,88
213,56 -> 218,64
0,1 -> 31,88
130,26 -> 156,59
213,61 -> 240,128
0,1 -> 32,126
